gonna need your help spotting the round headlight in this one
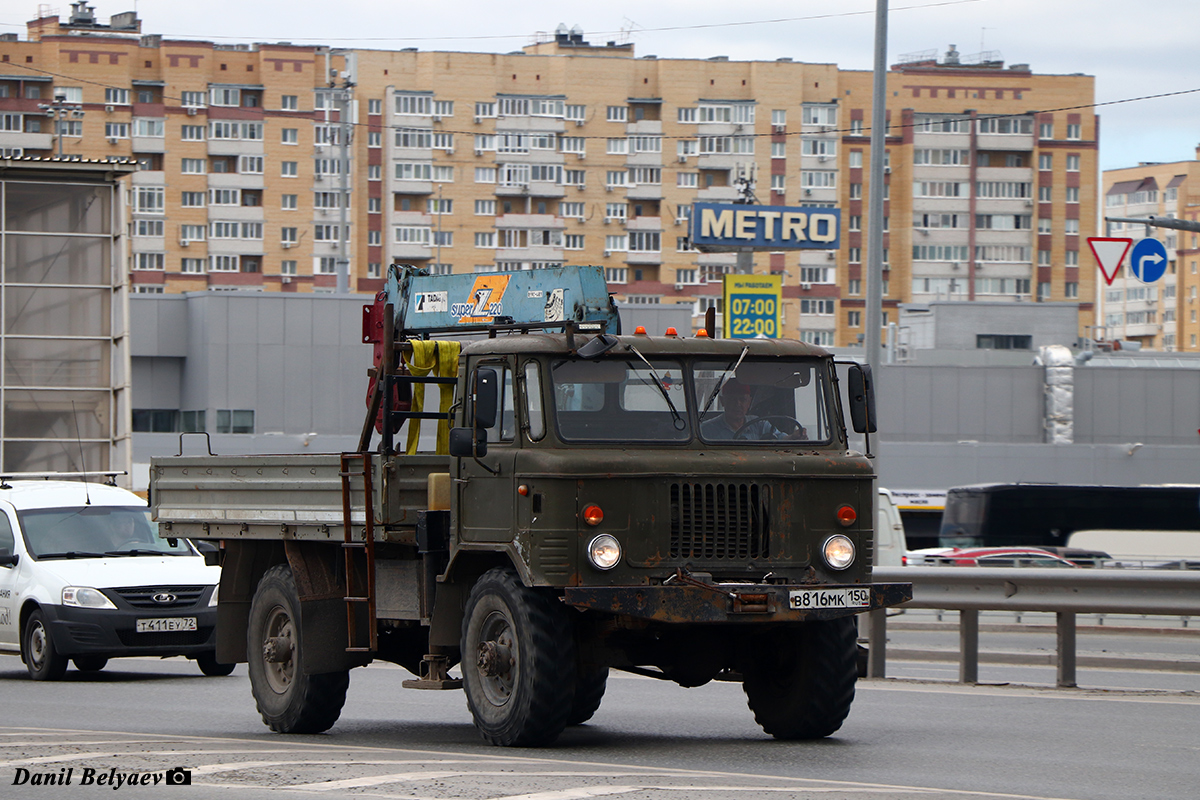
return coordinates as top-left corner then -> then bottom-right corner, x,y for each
823,535 -> 855,570
587,534 -> 622,570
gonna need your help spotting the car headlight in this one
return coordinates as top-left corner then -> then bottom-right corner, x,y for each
62,587 -> 116,609
822,535 -> 855,570
208,584 -> 219,607
587,534 -> 622,571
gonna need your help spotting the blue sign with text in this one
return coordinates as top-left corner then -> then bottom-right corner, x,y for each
691,203 -> 841,253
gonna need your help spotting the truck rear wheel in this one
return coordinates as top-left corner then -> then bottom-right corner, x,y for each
741,617 -> 858,740
248,564 -> 349,733
461,567 -> 575,746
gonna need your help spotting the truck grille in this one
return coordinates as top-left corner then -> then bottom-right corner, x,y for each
111,586 -> 206,609
670,482 -> 770,560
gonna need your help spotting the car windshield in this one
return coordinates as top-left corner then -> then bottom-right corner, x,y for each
18,506 -> 192,560
549,356 -> 831,444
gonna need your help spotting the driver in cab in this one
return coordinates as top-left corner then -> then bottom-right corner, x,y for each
701,379 -> 806,441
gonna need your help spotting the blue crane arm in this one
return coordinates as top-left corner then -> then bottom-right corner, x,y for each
384,264 -> 619,337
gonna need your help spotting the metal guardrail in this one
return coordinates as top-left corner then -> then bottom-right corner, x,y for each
865,567 -> 1200,687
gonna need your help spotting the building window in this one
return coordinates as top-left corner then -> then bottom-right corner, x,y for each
180,257 -> 204,274
216,410 -> 255,434
181,158 -> 206,174
281,161 -> 298,177
104,87 -> 130,105
606,105 -> 627,122
847,311 -> 861,327
1066,123 -> 1081,140
281,128 -> 298,144
1065,282 -> 1079,299
135,219 -> 164,237
281,94 -> 298,110
1066,154 -> 1081,171
848,279 -> 861,295
977,334 -> 1032,350
368,98 -> 382,115
1038,154 -> 1052,171
135,253 -> 164,270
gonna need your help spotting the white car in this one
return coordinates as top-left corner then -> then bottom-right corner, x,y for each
0,478 -> 226,680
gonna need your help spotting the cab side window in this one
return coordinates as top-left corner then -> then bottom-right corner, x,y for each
0,514 -> 14,558
476,365 -> 515,444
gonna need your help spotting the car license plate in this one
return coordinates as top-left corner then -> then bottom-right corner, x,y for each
789,588 -> 871,610
136,617 -> 197,633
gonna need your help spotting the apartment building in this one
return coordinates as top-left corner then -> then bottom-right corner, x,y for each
0,6 -> 1098,345
1101,152 -> 1200,351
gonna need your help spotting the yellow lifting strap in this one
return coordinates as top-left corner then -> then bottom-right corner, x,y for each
403,340 -> 461,455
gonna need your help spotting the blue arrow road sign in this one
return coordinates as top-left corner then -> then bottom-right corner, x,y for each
1130,238 -> 1168,283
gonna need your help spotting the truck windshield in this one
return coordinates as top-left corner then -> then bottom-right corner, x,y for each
553,358 -> 690,442
19,506 -> 194,560
550,356 -> 830,444
695,359 -> 831,444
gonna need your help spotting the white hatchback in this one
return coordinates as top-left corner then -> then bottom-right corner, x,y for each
0,479 -> 225,680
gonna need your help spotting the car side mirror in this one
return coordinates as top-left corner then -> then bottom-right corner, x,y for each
848,363 -> 877,434
192,540 -> 220,567
0,553 -> 19,568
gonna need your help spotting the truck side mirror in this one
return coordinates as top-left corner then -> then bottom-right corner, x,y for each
473,368 -> 498,429
848,363 -> 877,434
448,427 -> 487,458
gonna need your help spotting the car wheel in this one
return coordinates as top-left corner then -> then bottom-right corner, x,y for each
197,652 -> 235,677
247,564 -> 349,733
23,609 -> 68,681
72,656 -> 109,672
741,616 -> 858,739
461,567 -> 575,746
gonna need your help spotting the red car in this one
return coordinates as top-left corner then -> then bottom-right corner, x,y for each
907,546 -> 1079,568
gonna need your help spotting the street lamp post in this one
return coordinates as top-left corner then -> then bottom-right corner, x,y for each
39,93 -> 84,158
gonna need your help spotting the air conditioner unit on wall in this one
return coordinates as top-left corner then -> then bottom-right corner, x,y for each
105,104 -> 114,113
677,154 -> 687,163
186,107 -> 198,116
107,136 -> 119,144
826,251 -> 836,260
801,282 -> 812,290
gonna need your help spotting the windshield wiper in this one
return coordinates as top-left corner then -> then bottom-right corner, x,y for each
627,346 -> 686,431
36,551 -> 109,560
700,345 -> 750,415
105,548 -> 182,557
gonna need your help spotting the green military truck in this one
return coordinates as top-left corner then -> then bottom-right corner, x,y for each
151,265 -> 910,746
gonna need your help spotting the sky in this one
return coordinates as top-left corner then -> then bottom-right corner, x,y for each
5,0 -> 1198,171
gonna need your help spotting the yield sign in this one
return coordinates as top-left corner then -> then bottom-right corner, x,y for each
1087,237 -> 1132,285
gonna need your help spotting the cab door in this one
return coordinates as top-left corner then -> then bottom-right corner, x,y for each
0,507 -> 21,647
456,360 -> 519,543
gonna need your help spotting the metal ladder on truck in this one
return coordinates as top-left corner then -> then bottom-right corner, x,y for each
339,452 -> 377,653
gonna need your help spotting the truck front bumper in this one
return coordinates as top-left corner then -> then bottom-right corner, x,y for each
563,581 -> 912,624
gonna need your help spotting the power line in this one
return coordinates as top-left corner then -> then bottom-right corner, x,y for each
6,59 -> 1197,146
0,1 -> 986,44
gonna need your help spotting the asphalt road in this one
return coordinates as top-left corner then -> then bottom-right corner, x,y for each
1,648 -> 1198,800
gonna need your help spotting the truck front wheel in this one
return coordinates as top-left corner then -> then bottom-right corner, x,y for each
741,617 -> 858,739
248,564 -> 349,733
461,568 -> 576,746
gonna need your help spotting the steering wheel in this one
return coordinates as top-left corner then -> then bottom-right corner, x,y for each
733,415 -> 807,440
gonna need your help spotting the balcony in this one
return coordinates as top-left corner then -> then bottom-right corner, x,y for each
206,138 -> 264,157
391,243 -> 431,260
0,131 -> 53,152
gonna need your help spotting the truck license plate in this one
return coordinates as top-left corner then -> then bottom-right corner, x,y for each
789,588 -> 871,610
136,617 -> 197,633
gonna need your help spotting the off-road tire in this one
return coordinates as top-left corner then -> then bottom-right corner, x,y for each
567,663 -> 608,726
461,567 -> 576,746
741,617 -> 859,740
72,656 -> 108,672
248,564 -> 349,733
23,609 -> 68,681
197,652 -> 236,677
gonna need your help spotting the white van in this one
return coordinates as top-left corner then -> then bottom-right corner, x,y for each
876,488 -> 906,567
0,478 -> 225,680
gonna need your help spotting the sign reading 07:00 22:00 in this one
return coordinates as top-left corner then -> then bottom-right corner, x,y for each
723,274 -> 782,339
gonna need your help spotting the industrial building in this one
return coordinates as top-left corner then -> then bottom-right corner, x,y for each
1,4 -> 1099,348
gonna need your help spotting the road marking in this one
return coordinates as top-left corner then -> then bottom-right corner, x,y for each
859,680 -> 1200,706
486,789 -> 640,800
192,759 -> 479,776
289,771 -> 460,791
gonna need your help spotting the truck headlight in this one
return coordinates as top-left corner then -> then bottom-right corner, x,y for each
62,587 -> 116,609
822,535 -> 855,571
587,534 -> 622,570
